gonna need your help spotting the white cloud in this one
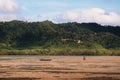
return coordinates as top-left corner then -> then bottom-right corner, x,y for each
24,15 -> 42,22
55,8 -> 120,25
24,12 -> 60,22
0,14 -> 17,21
0,0 -> 19,12
0,0 -> 19,21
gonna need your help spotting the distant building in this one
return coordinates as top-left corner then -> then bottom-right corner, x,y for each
61,38 -> 82,44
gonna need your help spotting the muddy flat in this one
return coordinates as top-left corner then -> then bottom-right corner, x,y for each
0,56 -> 120,80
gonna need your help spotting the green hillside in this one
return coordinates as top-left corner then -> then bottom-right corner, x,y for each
0,20 -> 120,55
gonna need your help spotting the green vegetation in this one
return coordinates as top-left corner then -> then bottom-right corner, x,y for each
0,20 -> 120,55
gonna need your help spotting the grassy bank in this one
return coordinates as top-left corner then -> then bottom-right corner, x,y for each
0,48 -> 120,56
0,42 -> 119,55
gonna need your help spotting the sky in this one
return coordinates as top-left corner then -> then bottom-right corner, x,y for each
0,0 -> 120,25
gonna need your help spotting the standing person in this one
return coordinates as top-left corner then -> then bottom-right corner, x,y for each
83,56 -> 86,60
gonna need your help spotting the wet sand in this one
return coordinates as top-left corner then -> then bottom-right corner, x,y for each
0,56 -> 120,80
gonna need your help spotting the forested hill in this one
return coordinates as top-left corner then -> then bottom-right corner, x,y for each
0,20 -> 120,49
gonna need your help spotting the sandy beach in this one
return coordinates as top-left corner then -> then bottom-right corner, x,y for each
0,56 -> 120,80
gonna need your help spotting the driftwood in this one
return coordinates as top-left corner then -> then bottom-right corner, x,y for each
40,58 -> 52,61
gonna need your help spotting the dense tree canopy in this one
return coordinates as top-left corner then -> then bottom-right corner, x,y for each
0,20 -> 120,49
